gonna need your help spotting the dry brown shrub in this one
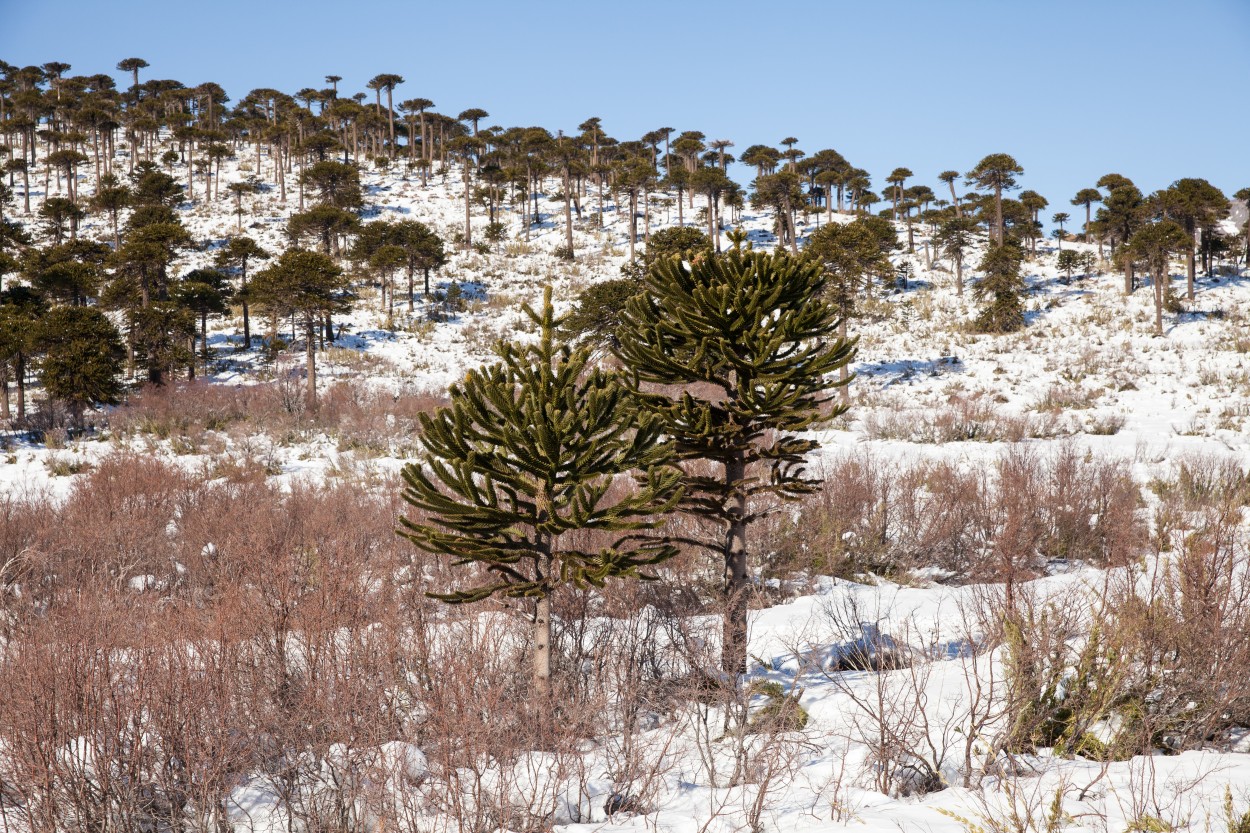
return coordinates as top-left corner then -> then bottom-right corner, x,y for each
109,379 -> 447,458
759,445 -> 1144,584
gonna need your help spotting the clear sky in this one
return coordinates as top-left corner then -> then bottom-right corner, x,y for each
4,0 -> 1248,221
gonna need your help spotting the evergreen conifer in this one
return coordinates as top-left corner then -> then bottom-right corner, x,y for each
400,288 -> 683,696
615,250 -> 855,676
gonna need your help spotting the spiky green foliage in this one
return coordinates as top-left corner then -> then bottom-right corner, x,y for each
973,243 -> 1026,333
299,160 -> 363,210
562,278 -> 643,351
1056,249 -> 1081,284
1128,219 -> 1191,336
36,306 -> 125,426
804,216 -> 898,318
401,287 -> 682,601
644,226 -> 712,265
351,218 -> 446,300
966,153 -> 1024,244
250,250 -> 350,323
935,216 -> 980,295
250,249 -> 353,405
615,249 -> 856,675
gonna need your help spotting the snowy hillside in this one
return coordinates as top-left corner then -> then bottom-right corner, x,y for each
4,139 -> 1250,833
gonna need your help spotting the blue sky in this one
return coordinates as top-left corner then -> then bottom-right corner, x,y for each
5,0 -> 1248,220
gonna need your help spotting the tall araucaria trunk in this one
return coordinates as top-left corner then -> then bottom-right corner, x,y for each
722,449 -> 749,677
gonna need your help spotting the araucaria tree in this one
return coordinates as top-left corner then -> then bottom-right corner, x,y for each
935,216 -> 979,296
973,242 -> 1026,333
804,216 -> 897,402
1127,220 -> 1190,336
616,250 -> 856,677
35,306 -> 124,427
399,288 -> 682,697
249,249 -> 351,408
967,153 -> 1024,245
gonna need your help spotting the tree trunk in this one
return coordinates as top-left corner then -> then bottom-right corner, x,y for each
1154,260 -> 1164,336
533,593 -> 551,698
643,187 -> 651,245
563,168 -> 573,256
463,161 -> 472,249
628,190 -> 637,262
1124,261 -> 1134,295
14,354 -> 25,420
305,319 -> 317,408
994,186 -> 1004,245
707,193 -> 715,247
838,317 -> 851,406
240,265 -> 252,350
722,450 -> 749,677
1187,233 -> 1197,300
386,88 -> 396,157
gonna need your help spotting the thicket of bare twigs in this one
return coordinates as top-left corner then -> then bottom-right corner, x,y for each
3,445 -> 1250,831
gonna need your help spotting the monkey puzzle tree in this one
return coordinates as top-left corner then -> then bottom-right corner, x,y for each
39,198 -> 84,245
938,170 -> 963,216
935,215 -> 979,296
400,288 -> 682,697
1019,191 -> 1048,253
885,167 -> 912,221
966,153 -> 1024,245
566,228 -> 712,351
0,286 -> 45,421
804,217 -> 897,402
287,204 -> 359,256
1071,188 -> 1102,243
615,250 -> 856,677
447,135 -> 481,250
690,165 -> 734,253
1127,220 -> 1191,336
548,134 -> 583,258
35,305 -> 124,428
751,170 -> 803,254
25,240 -> 109,307
1156,178 -> 1228,300
225,180 -> 258,231
298,160 -> 363,211
973,242 -> 1026,333
1235,187 -> 1250,268
457,107 -> 489,137
214,235 -> 270,350
1094,179 -> 1145,294
174,267 -> 232,372
129,160 -> 184,207
1051,212 -> 1070,251
250,249 -> 352,408
116,57 -> 149,101
367,73 -> 405,155
90,172 -> 130,249
394,219 -> 446,303
1056,249 -> 1080,285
